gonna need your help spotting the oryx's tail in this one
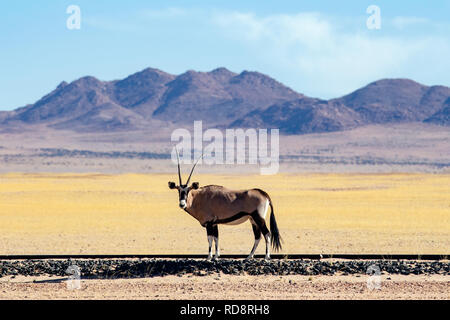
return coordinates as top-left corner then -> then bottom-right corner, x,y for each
268,200 -> 282,252
254,188 -> 283,252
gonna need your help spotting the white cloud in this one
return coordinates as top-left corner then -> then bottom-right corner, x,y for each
214,12 -> 333,49
212,11 -> 450,98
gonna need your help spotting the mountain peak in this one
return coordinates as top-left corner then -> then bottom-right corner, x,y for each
136,67 -> 174,77
117,67 -> 175,86
74,76 -> 101,83
368,78 -> 423,86
69,76 -> 104,90
1,67 -> 448,134
56,81 -> 69,90
234,70 -> 283,84
151,67 -> 302,124
210,67 -> 235,74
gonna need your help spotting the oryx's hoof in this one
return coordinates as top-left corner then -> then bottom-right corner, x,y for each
264,256 -> 271,261
245,255 -> 254,261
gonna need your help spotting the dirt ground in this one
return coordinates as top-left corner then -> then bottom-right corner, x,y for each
0,273 -> 448,300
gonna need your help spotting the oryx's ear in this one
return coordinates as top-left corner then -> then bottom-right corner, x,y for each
191,182 -> 199,190
168,181 -> 177,189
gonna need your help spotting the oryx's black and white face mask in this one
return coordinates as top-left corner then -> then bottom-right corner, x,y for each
168,148 -> 201,210
168,182 -> 199,209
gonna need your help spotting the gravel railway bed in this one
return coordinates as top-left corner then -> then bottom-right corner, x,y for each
0,258 -> 448,279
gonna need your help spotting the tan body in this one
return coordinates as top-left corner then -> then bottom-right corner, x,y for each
184,185 -> 269,227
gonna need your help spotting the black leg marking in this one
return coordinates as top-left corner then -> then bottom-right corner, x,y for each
213,225 -> 219,259
206,223 -> 219,238
206,223 -> 220,260
206,223 -> 213,260
251,211 -> 270,236
251,223 -> 261,240
247,219 -> 262,260
251,210 -> 271,260
206,223 -> 215,236
212,225 -> 218,238
260,224 -> 270,237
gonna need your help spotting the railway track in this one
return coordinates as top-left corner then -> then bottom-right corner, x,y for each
0,254 -> 448,278
0,254 -> 448,260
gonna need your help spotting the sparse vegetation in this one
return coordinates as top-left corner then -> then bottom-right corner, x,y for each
37,148 -> 170,159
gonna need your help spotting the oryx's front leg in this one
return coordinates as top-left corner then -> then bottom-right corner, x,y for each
207,236 -> 213,260
206,224 -> 220,260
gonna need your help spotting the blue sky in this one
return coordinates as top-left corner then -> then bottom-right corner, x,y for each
1,0 -> 449,110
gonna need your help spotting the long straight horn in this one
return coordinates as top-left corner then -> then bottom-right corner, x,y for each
185,151 -> 204,185
175,147 -> 182,186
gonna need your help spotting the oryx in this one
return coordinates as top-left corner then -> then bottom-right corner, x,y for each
168,150 -> 282,260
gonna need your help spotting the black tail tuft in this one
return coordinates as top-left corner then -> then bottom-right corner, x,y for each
269,201 -> 283,252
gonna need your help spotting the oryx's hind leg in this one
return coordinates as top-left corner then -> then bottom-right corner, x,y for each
246,222 -> 261,260
251,209 -> 271,260
260,223 -> 271,260
206,223 -> 219,260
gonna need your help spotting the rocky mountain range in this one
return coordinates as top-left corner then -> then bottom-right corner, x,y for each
1,67 -> 449,134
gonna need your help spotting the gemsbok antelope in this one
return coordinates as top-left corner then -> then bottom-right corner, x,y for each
168,150 -> 282,260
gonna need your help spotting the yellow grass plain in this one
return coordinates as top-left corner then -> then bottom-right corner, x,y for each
0,173 -> 448,255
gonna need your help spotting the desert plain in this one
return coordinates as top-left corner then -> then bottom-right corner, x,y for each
0,124 -> 449,299
0,172 -> 448,255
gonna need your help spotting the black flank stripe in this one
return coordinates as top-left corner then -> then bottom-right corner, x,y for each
215,211 -> 250,224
